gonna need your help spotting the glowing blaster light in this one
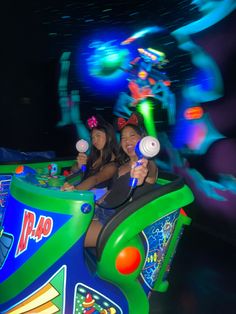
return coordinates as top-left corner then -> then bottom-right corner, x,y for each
121,26 -> 164,45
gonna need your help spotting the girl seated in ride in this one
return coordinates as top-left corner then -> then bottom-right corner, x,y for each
61,115 -> 118,197
85,112 -> 158,247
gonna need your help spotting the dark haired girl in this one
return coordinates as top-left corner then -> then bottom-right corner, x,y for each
61,115 -> 118,195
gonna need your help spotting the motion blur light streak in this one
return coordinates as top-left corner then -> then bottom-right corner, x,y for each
137,100 -> 157,137
121,26 -> 164,45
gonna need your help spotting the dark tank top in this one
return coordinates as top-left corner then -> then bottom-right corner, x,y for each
83,161 -> 117,189
104,172 -> 158,208
95,172 -> 159,225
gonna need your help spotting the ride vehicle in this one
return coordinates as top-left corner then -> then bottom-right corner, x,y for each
0,158 -> 193,314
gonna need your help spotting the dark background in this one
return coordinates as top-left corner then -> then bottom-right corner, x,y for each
0,0 -> 203,154
1,1 -> 235,160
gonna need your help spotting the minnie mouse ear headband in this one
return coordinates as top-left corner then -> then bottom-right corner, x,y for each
117,113 -> 141,131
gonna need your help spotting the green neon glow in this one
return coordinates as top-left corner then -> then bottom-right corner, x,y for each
137,100 -> 157,137
105,53 -> 119,62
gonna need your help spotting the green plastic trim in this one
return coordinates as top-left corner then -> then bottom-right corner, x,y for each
10,175 -> 93,213
97,184 -> 194,314
0,176 -> 94,304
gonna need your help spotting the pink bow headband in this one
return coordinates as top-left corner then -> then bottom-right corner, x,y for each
87,116 -> 98,129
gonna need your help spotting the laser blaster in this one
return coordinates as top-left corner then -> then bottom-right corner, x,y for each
75,139 -> 89,172
130,136 -> 160,188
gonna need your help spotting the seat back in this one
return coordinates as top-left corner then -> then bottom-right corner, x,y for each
96,172 -> 194,314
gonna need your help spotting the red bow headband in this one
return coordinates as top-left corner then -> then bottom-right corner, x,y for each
117,114 -> 139,131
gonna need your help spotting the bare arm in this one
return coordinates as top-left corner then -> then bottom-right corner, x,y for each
75,162 -> 117,191
146,160 -> 158,184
